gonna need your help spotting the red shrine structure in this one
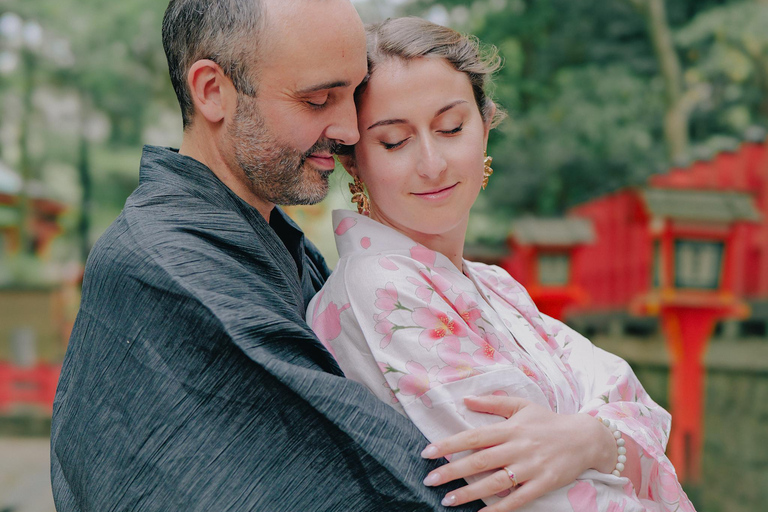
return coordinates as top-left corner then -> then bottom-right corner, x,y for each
502,139 -> 768,484
503,217 -> 594,320
0,162 -> 67,414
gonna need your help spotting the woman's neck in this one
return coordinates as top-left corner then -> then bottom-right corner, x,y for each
369,211 -> 468,271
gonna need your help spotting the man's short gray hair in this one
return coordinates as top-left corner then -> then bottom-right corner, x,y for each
162,0 -> 266,128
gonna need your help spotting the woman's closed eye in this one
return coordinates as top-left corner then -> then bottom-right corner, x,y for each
380,137 -> 410,150
439,123 -> 463,135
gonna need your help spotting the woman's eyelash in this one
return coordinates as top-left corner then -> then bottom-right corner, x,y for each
378,125 -> 462,150
380,140 -> 406,150
442,123 -> 463,134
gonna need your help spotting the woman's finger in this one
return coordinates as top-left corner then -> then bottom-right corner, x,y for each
463,395 -> 531,418
424,442 -> 520,486
439,466 -> 525,508
421,422 -> 512,460
479,478 -> 551,512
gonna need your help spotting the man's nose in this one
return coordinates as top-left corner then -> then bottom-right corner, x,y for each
325,97 -> 360,146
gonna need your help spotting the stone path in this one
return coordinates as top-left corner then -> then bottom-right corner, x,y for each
0,438 -> 55,512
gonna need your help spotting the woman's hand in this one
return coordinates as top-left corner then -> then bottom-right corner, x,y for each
420,395 -> 619,511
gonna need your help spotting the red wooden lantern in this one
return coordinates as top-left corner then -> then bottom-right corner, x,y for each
632,188 -> 760,484
503,217 -> 594,320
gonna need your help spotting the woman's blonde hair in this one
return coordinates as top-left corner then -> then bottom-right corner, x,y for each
361,17 -> 505,128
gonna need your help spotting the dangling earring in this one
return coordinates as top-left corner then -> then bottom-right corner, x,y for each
482,151 -> 494,190
349,175 -> 370,216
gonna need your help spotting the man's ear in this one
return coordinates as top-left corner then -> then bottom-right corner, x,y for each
187,59 -> 235,124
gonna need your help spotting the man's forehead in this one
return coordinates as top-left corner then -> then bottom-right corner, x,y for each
262,0 -> 362,33
257,0 -> 367,88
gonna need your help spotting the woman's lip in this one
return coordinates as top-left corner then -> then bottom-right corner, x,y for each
412,183 -> 458,199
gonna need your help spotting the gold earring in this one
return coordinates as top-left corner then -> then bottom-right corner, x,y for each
349,175 -> 370,216
482,151 -> 494,190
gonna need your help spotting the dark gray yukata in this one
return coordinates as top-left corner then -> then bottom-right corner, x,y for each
50,146 -> 482,512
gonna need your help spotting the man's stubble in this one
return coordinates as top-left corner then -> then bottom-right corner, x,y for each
227,94 -> 339,206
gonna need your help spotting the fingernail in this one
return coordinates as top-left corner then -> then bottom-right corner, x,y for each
421,445 -> 439,458
441,494 -> 457,507
423,473 -> 441,486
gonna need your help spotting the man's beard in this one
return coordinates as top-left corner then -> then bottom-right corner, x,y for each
227,94 -> 340,206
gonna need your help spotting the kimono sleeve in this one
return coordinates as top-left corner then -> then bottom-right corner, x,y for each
542,315 -> 695,511
326,253 -> 552,444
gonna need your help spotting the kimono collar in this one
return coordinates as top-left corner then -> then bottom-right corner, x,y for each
331,209 -> 469,276
139,145 -> 307,277
332,209 -> 427,259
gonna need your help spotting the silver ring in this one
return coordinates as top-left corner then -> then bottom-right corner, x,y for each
503,466 -> 519,487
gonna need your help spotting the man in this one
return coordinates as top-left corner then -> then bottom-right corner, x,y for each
50,0 -> 482,510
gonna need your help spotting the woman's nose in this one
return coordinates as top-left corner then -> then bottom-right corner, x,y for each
418,138 -> 447,179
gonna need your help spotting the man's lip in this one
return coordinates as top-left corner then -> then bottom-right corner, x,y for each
307,154 -> 336,171
413,183 -> 458,196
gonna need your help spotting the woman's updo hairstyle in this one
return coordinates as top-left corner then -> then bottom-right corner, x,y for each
360,17 -> 505,128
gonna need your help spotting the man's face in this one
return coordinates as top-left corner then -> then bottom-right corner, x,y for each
225,0 -> 367,206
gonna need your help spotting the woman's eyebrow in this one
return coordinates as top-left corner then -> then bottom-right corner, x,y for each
434,100 -> 468,117
367,118 -> 407,130
367,100 -> 469,130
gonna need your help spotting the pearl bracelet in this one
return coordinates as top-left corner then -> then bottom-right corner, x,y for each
596,416 -> 626,477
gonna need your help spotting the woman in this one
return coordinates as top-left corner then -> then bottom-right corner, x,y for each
308,17 -> 694,512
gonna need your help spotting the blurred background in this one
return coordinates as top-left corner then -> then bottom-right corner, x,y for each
1,0 -> 767,510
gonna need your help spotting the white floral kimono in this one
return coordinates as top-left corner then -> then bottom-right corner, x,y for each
307,210 -> 695,512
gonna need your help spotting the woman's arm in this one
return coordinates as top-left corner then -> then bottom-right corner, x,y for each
424,313 -> 693,512
315,251 -> 627,508
420,396 -> 636,510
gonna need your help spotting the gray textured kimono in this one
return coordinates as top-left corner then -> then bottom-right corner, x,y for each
50,146 -> 482,512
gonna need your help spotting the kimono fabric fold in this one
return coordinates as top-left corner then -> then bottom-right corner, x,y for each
307,210 -> 697,512
50,146 -> 482,512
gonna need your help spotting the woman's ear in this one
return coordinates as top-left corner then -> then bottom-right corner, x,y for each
337,153 -> 357,178
483,102 -> 497,143
187,59 -> 235,125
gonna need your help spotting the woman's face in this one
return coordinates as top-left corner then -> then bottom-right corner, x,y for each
350,56 -> 491,244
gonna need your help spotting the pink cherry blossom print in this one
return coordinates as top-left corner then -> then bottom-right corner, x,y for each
378,256 -> 399,271
567,481 -> 598,512
648,463 -> 693,511
334,217 -> 357,235
617,376 -> 638,402
397,361 -> 438,407
412,306 -> 467,351
472,333 -> 508,366
375,316 -> 396,349
406,271 -> 452,302
360,237 -> 371,249
374,283 -> 399,312
454,293 -> 483,334
377,361 -> 404,375
407,276 -> 435,301
410,244 -> 437,267
436,347 -> 482,383
311,301 -> 351,357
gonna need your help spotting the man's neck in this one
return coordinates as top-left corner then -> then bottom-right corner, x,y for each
179,127 -> 275,221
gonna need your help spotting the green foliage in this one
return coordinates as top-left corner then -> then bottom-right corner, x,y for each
396,0 -> 767,226
2,0 -> 767,249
